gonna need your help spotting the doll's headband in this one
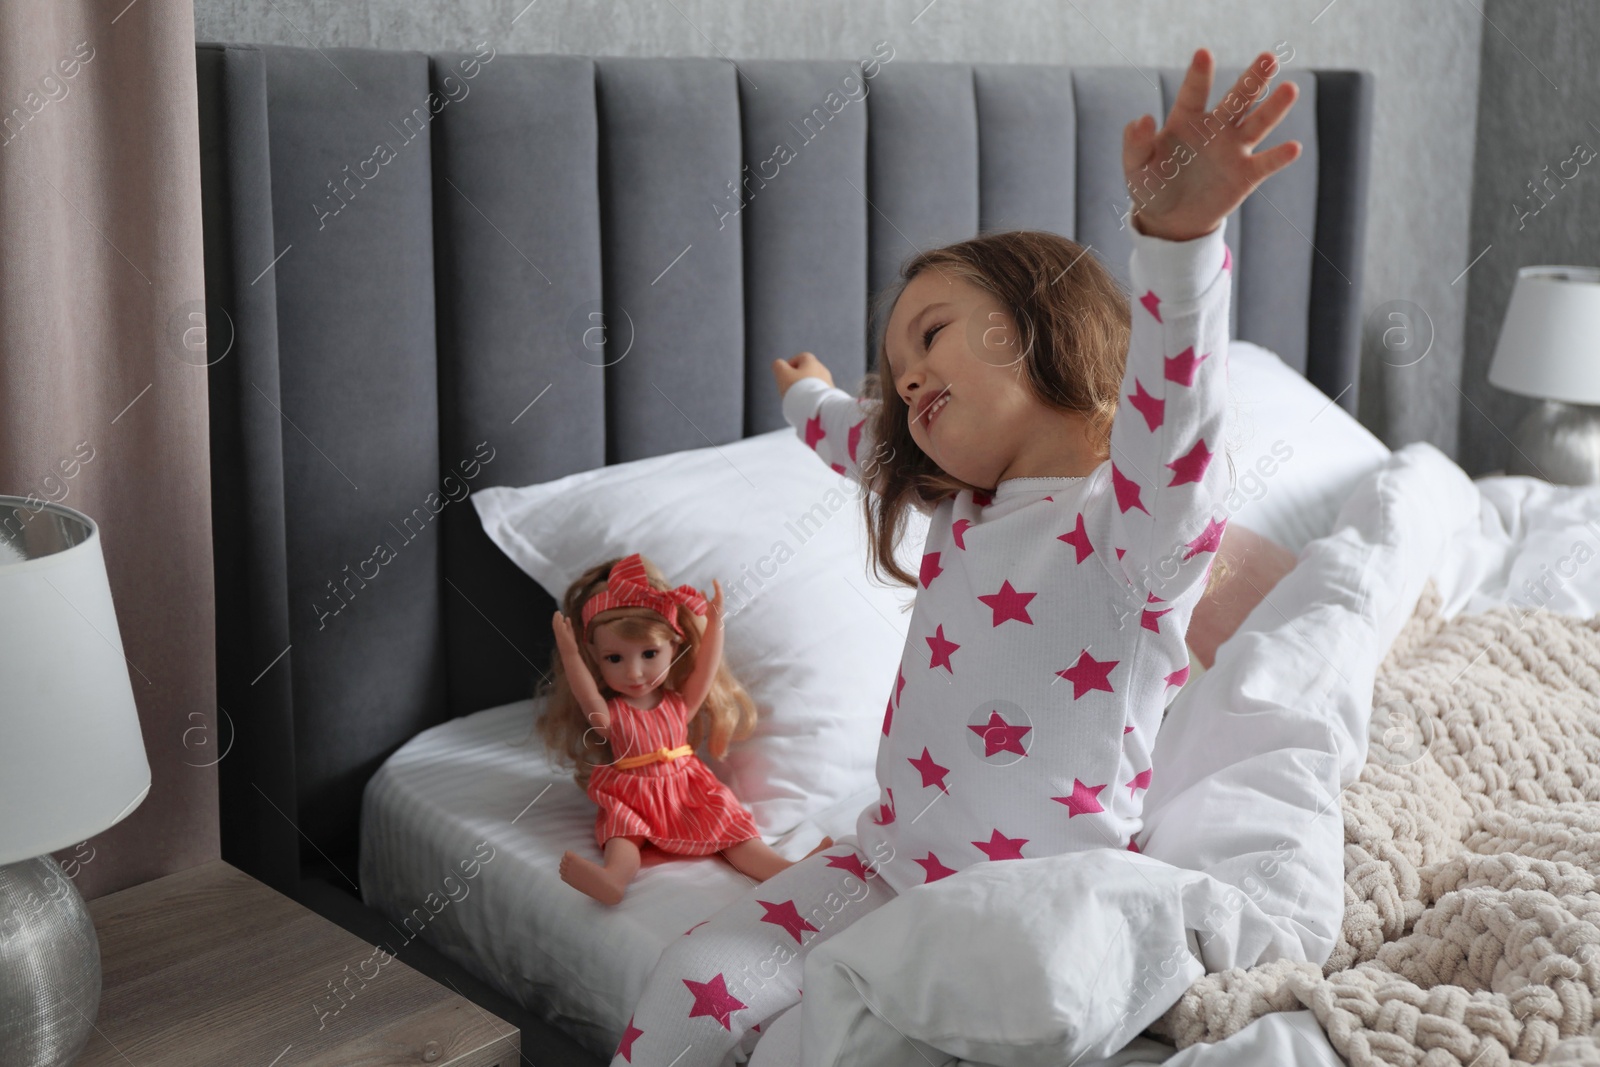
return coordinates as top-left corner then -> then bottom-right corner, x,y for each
580,553 -> 707,639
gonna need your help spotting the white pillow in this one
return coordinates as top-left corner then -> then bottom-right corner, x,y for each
471,429 -> 928,839
1221,340 -> 1391,554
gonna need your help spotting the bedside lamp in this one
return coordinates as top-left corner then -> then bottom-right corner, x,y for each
1488,265 -> 1600,484
0,497 -> 151,1066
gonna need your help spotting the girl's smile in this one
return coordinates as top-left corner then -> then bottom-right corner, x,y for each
917,385 -> 952,429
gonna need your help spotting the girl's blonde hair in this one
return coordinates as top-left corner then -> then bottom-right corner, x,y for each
856,228 -> 1232,594
523,553 -> 758,789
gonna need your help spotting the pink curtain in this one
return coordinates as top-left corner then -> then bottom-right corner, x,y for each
0,0 -> 217,898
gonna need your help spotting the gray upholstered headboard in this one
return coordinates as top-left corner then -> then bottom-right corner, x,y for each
195,44 -> 1372,897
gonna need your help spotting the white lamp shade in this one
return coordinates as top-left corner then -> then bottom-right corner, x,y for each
0,498 -> 150,865
1488,265 -> 1600,405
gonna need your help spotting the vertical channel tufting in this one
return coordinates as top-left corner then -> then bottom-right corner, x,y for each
1308,71 -> 1372,414
595,58 -> 745,462
864,62 -> 981,360
197,45 -> 1372,906
259,46 -> 445,868
1235,69 -> 1318,377
1071,67 -> 1164,292
974,63 -> 1078,238
738,60 -> 871,419
431,52 -> 605,716
198,44 -> 301,892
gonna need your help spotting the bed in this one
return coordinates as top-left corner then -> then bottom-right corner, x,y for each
358,336 -> 1393,1057
193,43 -> 1416,1065
357,350 -> 1600,1067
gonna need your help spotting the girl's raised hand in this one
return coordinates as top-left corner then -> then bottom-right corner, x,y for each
1122,48 -> 1302,243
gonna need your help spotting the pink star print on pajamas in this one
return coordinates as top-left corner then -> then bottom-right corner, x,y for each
977,580 -> 1037,626
1055,649 -> 1119,698
973,829 -> 1029,860
1053,780 -> 1108,817
684,974 -> 746,1029
824,850 -> 878,881
969,710 -> 1030,757
758,899 -> 820,943
616,1017 -> 643,1061
782,221 -> 1233,894
1058,513 -> 1094,562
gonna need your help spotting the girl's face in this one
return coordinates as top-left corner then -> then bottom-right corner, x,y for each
884,269 -> 1093,488
587,621 -> 677,697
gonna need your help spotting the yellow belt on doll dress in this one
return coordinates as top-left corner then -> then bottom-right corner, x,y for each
611,744 -> 693,771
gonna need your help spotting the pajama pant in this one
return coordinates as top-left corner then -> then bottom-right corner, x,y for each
609,834 -> 896,1067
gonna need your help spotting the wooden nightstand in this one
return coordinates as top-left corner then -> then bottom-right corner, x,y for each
75,858 -> 519,1066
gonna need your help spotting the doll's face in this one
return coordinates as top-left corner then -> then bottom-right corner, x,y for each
587,622 -> 678,697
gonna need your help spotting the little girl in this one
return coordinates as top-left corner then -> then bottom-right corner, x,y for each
610,48 -> 1302,1064
538,552 -> 829,904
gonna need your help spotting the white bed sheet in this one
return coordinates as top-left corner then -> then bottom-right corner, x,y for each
359,466 -> 1600,1065
358,703 -> 874,1055
1433,473 -> 1600,621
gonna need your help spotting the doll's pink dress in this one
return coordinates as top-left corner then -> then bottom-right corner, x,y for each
584,688 -> 760,854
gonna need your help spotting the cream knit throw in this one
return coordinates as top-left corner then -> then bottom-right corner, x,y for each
1150,580 -> 1600,1065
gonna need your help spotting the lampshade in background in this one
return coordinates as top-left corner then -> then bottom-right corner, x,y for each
1487,265 -> 1600,484
0,496 -> 151,1067
0,498 -> 150,863
1489,266 -> 1600,403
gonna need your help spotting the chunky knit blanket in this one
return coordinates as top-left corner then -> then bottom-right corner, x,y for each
1151,580 -> 1600,1066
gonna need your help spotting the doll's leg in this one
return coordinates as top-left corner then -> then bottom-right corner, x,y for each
561,835 -> 645,905
721,836 -> 835,882
610,837 -> 893,1067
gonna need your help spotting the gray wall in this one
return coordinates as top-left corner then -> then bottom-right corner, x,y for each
1460,2 -> 1599,476
193,0 -> 1485,462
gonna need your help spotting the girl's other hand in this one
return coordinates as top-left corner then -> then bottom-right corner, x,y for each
1122,47 -> 1302,242
771,351 -> 834,400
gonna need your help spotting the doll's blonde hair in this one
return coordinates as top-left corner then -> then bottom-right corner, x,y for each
526,553 -> 758,789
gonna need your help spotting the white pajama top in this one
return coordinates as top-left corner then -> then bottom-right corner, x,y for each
780,223 -> 1234,895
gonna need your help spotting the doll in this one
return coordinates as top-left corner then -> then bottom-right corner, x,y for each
536,552 -> 831,905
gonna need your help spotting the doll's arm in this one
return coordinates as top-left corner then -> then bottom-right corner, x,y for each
552,611 -> 612,742
677,580 -> 723,721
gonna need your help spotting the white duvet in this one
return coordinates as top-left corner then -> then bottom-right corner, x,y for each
775,443 -> 1600,1067
360,444 -> 1600,1067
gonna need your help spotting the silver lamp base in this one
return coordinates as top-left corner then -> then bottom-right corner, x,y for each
1506,400 -> 1600,485
0,856 -> 101,1066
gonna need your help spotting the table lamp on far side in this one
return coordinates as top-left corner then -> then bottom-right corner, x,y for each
1488,264 -> 1600,484
0,497 -> 151,1067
